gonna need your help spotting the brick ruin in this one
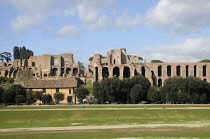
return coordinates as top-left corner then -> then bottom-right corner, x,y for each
0,48 -> 210,103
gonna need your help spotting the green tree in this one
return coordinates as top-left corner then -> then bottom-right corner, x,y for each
67,96 -> 72,103
0,87 -> 3,103
138,57 -> 143,62
130,84 -> 145,103
89,56 -> 94,61
75,86 -> 89,103
34,91 -> 43,104
130,75 -> 151,100
0,52 -> 11,62
42,94 -> 52,104
1,84 -> 26,105
26,90 -> 36,105
199,59 -> 210,63
16,95 -> 26,104
0,53 -> 5,62
147,86 -> 160,103
200,93 -> 207,103
13,46 -> 20,60
54,92 -> 64,104
151,60 -> 164,63
78,61 -> 85,71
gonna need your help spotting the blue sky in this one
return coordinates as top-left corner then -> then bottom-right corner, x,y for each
1,0 -> 210,68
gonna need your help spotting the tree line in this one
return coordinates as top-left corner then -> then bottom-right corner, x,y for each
0,46 -> 34,63
93,75 -> 210,104
13,46 -> 34,60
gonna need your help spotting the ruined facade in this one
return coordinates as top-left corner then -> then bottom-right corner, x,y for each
89,48 -> 210,87
1,48 -> 210,103
0,53 -> 80,103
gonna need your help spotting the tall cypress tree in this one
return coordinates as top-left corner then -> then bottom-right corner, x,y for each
13,46 -> 20,60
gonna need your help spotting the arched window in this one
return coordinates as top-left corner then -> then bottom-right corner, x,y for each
203,65 -> 207,77
167,65 -> 171,76
113,67 -> 120,77
123,67 -> 130,78
158,78 -> 162,87
73,68 -> 78,76
176,65 -> 181,76
141,66 -> 145,76
102,67 -> 109,79
158,66 -> 162,76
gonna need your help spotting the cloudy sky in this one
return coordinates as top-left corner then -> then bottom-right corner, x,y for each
1,0 -> 210,68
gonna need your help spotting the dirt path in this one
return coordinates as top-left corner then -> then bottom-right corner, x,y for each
1,122 -> 210,133
1,128 -> 210,136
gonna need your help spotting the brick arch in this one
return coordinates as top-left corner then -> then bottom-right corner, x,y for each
73,68 -> 78,76
123,66 -> 130,78
113,67 -> 120,77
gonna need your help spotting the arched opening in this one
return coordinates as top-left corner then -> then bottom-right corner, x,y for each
158,78 -> 162,87
102,67 -> 109,79
158,66 -> 162,76
141,66 -> 145,76
113,67 -> 120,77
186,65 -> 189,77
52,68 -> 58,76
73,68 -> 78,76
151,71 -> 157,86
95,67 -> 98,81
176,65 -> 181,76
167,65 -> 171,76
203,78 -> 207,81
134,69 -> 138,76
66,68 -> 71,75
13,70 -> 18,78
194,65 -> 197,77
9,68 -> 14,77
203,65 -> 206,77
114,59 -> 116,64
123,67 -> 130,78
61,68 -> 64,76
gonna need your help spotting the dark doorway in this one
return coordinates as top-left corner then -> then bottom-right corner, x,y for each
113,67 -> 120,77
73,68 -> 78,76
102,67 -> 109,79
123,67 -> 130,78
176,65 -> 181,76
158,66 -> 162,76
141,66 -> 145,76
167,65 -> 171,76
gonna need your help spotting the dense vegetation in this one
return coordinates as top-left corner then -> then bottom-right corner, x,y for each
93,75 -> 210,104
13,46 -> 34,60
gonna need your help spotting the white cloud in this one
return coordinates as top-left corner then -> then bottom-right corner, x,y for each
146,0 -> 210,34
10,15 -> 45,34
115,9 -> 142,31
139,37 -> 210,63
8,0 -> 52,34
56,25 -> 81,38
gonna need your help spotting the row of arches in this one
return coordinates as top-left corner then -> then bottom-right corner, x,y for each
95,66 -> 146,81
52,68 -> 79,76
158,65 -> 207,77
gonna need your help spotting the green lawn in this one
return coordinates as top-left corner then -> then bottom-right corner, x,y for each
0,105 -> 210,138
0,109 -> 210,128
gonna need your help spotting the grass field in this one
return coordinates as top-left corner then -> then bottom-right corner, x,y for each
0,104 -> 210,138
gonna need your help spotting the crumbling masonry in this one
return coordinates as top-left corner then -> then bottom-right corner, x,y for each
0,48 -> 210,103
